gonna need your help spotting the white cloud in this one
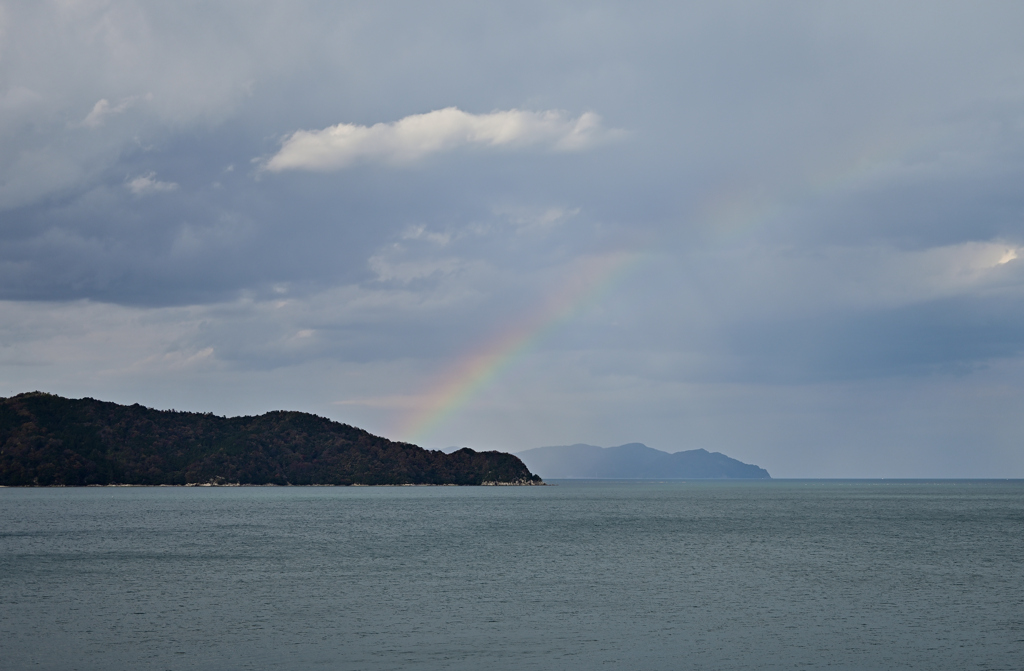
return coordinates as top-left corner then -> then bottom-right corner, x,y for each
264,107 -> 612,172
847,241 -> 1024,306
368,254 -> 467,284
80,94 -> 150,128
126,172 -> 178,196
688,240 -> 1024,324
498,206 -> 580,233
401,224 -> 452,246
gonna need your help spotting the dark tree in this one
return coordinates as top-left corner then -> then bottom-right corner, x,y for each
0,392 -> 542,487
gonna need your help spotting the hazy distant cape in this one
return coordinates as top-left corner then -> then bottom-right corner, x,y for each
0,392 -> 541,487
516,443 -> 770,479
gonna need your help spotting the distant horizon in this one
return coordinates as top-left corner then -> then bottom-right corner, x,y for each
5,390 -> 1020,479
4,7 -> 1023,669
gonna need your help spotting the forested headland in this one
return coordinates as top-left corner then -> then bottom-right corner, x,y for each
0,392 -> 542,486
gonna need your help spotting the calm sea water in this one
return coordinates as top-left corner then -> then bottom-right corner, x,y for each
1,481 -> 1022,670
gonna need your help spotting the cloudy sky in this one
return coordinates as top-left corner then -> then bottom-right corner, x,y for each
3,1 -> 1024,477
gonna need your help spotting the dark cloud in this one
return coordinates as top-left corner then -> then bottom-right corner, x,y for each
2,1 -> 1024,475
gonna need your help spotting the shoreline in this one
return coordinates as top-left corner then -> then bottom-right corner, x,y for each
0,481 -> 547,488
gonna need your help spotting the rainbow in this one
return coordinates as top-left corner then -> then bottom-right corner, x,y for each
399,251 -> 641,442
399,135 -> 922,443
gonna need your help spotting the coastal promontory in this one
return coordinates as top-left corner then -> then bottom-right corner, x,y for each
0,392 -> 542,486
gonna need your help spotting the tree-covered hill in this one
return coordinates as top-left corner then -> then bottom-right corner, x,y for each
0,392 -> 541,486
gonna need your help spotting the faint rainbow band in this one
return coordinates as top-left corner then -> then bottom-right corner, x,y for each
399,134 -> 921,443
400,251 -> 642,443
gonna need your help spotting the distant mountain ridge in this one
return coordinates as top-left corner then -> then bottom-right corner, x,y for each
0,392 -> 541,486
516,443 -> 770,479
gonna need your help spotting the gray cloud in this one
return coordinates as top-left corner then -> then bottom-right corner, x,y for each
3,1 -> 1024,475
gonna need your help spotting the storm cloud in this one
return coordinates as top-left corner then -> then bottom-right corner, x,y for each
2,1 -> 1024,476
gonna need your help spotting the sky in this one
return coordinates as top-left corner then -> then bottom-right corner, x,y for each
2,1 -> 1024,477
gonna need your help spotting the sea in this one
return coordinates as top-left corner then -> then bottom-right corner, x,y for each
1,480 -> 1022,670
